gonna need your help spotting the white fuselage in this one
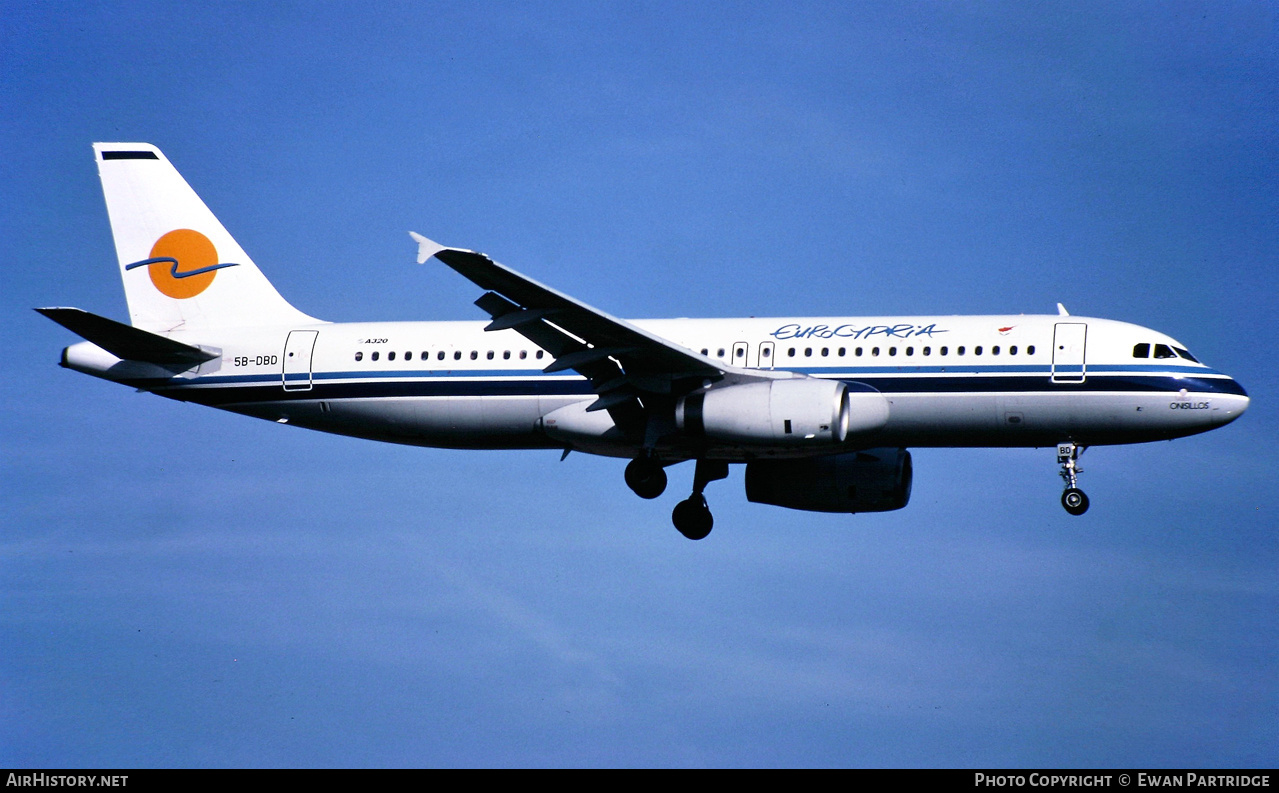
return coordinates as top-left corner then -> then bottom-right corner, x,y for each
63,312 -> 1249,460
63,142 -> 1250,528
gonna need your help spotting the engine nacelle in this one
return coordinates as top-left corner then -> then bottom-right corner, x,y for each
676,379 -> 888,446
745,447 -> 912,513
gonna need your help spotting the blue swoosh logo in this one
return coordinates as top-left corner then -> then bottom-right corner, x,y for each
125,257 -> 240,278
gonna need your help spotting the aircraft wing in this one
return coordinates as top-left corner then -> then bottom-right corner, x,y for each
411,233 -> 762,432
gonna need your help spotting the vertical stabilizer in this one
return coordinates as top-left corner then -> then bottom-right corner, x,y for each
94,143 -> 320,332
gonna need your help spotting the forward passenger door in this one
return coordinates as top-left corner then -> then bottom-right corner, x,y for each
1051,323 -> 1087,383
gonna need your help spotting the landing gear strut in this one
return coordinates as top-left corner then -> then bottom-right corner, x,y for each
672,460 -> 728,540
625,457 -> 667,500
1057,442 -> 1089,516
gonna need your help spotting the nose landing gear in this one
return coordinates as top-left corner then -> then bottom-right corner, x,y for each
672,460 -> 729,540
1057,442 -> 1089,516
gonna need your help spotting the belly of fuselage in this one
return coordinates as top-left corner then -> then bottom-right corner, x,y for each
158,366 -> 1246,456
872,388 -> 1247,447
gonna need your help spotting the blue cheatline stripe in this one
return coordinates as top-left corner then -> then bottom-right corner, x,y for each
779,363 -> 1220,376
143,372 -> 1246,407
180,362 -> 1227,387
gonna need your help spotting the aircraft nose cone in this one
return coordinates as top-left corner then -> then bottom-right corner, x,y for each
1216,379 -> 1249,425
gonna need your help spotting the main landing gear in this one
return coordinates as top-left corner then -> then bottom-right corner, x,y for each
1057,442 -> 1089,516
671,460 -> 728,541
624,457 -> 668,500
626,457 -> 729,540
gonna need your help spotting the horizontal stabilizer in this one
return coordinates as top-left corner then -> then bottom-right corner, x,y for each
36,307 -> 218,366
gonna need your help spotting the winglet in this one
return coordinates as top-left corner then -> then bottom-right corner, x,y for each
409,231 -> 447,264
1057,302 -> 1070,316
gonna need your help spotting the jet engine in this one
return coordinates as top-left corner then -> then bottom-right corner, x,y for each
745,447 -> 913,513
675,379 -> 888,446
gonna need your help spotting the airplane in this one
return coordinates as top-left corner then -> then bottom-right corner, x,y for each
38,143 -> 1250,540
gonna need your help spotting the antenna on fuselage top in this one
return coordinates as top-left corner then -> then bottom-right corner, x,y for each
1057,303 -> 1070,316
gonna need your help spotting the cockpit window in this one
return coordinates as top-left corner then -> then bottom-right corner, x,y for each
1132,343 -> 1150,358
1153,344 -> 1177,359
1174,346 -> 1199,363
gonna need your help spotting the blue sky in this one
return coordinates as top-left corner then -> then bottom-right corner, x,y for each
2,1 -> 1276,767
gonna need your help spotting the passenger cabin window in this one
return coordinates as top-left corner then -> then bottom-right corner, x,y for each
520,351 -> 527,360
371,351 -> 379,361
438,351 -> 445,360
388,351 -> 396,361
1027,345 -> 1035,355
957,346 -> 965,355
453,351 -> 461,360
486,351 -> 494,360
470,351 -> 478,360
1133,343 -> 1150,358
1009,346 -> 1017,355
1153,344 -> 1177,359
855,347 -> 863,357
536,350 -> 544,359
940,346 -> 948,355
974,346 -> 983,356
354,351 -> 363,362
992,346 -> 1000,355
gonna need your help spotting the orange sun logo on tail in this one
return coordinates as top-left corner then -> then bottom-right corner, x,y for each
124,229 -> 239,299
